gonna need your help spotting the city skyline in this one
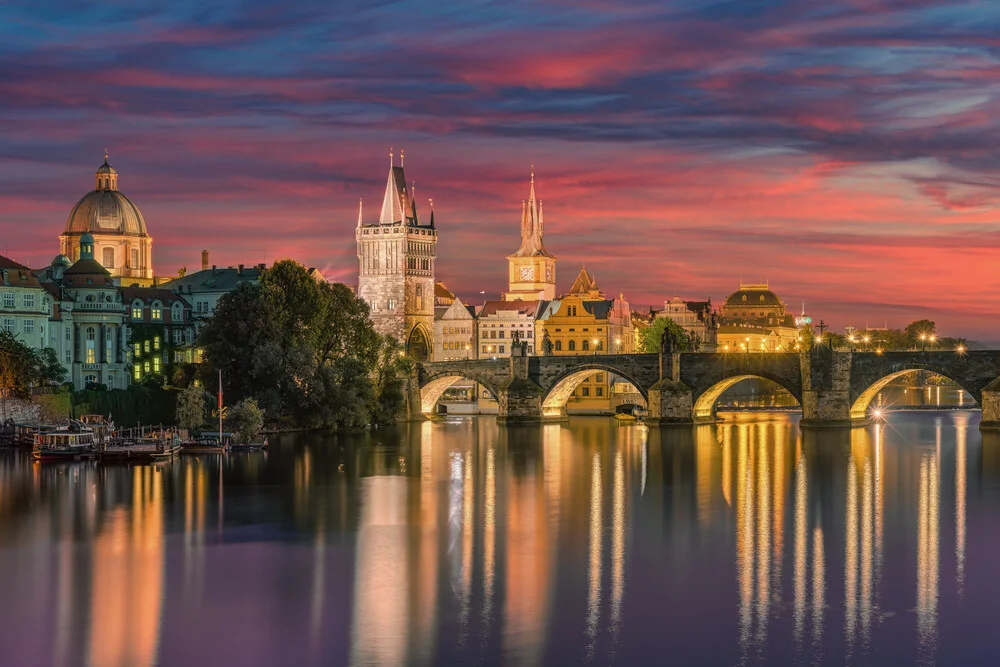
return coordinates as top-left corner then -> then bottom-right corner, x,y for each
2,2 -> 998,338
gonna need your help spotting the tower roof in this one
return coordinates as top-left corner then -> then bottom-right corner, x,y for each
508,168 -> 554,259
568,265 -> 603,297
370,149 -> 428,227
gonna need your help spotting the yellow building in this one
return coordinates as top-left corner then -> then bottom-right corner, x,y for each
717,282 -> 801,352
535,267 -> 636,414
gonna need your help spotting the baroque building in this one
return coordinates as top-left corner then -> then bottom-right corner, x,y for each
60,154 -> 154,286
356,152 -> 437,360
505,170 -> 556,301
717,281 -> 800,352
655,296 -> 718,351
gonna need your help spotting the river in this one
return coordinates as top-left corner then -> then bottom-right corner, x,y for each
0,411 -> 995,666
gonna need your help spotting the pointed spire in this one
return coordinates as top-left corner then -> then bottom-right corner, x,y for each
356,198 -> 364,228
509,168 -> 553,259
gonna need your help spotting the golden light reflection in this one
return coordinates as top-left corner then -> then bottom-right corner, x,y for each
955,413 -> 967,595
585,451 -> 603,656
610,449 -> 625,638
792,456 -> 807,645
916,428 -> 940,653
88,466 -> 164,667
482,447 -> 496,629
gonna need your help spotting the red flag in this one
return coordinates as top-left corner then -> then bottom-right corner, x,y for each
217,369 -> 223,410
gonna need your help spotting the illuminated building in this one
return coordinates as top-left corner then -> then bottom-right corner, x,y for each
535,267 -> 635,413
653,296 -> 718,351
60,154 -> 154,286
356,150 -> 437,360
434,295 -> 477,361
0,255 -> 51,353
121,286 -> 196,382
505,170 -> 557,301
717,281 -> 800,352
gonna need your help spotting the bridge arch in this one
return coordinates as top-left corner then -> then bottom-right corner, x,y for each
692,374 -> 802,421
541,364 -> 648,417
419,373 -> 499,415
849,368 -> 978,420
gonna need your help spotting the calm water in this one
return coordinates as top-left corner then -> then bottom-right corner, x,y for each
1,411 -> 997,666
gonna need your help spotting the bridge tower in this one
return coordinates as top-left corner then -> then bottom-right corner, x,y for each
505,168 -> 556,301
356,150 -> 437,361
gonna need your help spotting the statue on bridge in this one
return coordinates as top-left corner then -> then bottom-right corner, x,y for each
660,328 -> 674,355
542,329 -> 554,356
511,330 -> 529,357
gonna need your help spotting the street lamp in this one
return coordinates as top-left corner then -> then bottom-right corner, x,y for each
929,335 -> 937,350
593,338 -> 600,356
615,337 -> 621,353
956,344 -> 967,355
863,335 -> 870,351
745,336 -> 750,355
848,334 -> 856,351
920,333 -> 927,351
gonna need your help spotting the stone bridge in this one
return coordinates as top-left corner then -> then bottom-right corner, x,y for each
414,347 -> 1000,428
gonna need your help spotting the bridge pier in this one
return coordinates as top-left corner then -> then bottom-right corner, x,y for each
980,378 -> 1000,429
645,379 -> 695,426
800,347 -> 853,428
495,347 -> 547,424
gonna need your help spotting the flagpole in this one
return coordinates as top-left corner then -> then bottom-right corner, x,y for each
218,369 -> 223,443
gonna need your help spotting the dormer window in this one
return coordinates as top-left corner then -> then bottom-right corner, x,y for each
131,300 -> 143,319
151,301 -> 162,320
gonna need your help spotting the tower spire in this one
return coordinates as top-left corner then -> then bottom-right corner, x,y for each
357,198 -> 363,228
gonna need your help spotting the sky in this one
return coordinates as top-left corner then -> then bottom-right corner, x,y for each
1,0 -> 998,338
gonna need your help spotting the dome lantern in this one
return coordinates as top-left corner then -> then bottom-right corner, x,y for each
95,150 -> 118,191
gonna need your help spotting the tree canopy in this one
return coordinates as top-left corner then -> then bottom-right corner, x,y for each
199,259 -> 408,430
0,331 -> 65,398
637,317 -> 693,353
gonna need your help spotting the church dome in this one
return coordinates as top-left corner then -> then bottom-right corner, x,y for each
64,156 -> 148,237
52,254 -> 71,268
724,284 -> 783,308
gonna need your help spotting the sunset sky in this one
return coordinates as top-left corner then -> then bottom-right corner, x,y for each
2,1 -> 998,338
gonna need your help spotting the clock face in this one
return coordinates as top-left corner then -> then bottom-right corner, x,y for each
520,266 -> 534,281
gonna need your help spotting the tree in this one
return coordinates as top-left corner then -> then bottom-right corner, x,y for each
905,320 -> 936,347
0,331 -> 64,397
199,259 -> 407,430
225,398 -> 265,445
636,317 -> 693,353
798,324 -> 815,351
176,383 -> 208,432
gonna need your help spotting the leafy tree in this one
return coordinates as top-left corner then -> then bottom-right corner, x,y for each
199,259 -> 406,430
0,331 -> 64,397
798,324 -> 815,351
905,320 -> 936,347
176,383 -> 208,432
225,397 -> 265,445
637,317 -> 693,353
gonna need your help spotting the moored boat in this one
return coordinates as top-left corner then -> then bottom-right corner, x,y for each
614,404 -> 646,423
180,432 -> 231,454
230,436 -> 268,453
31,424 -> 97,461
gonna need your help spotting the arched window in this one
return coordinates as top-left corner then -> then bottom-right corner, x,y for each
131,249 -> 139,268
583,340 -> 590,351
86,327 -> 95,341
85,327 -> 96,363
132,300 -> 143,320
171,302 -> 183,322
555,340 -> 562,351
568,340 -> 576,351
102,247 -> 115,268
151,301 -> 162,320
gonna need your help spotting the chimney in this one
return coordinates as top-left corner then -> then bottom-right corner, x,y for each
201,250 -> 209,271
238,264 -> 244,276
212,265 -> 217,274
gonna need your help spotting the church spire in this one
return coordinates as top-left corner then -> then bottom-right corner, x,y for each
357,199 -> 363,228
509,167 -> 553,259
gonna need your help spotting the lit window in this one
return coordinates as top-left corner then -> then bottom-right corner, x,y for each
153,336 -> 160,350
144,340 -> 150,353
144,361 -> 150,374
85,327 -> 96,363
134,342 -> 141,357
133,365 -> 141,380
153,357 -> 160,373
132,302 -> 143,319
151,302 -> 162,320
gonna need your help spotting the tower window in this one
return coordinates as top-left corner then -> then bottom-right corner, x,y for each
131,249 -> 139,268
102,247 -> 115,268
569,340 -> 576,351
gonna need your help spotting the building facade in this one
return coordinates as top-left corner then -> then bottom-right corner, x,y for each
356,154 -> 437,360
655,296 -> 718,351
122,287 -> 196,383
477,300 -> 544,358
0,256 -> 51,352
717,281 -> 800,352
434,297 -> 477,361
50,234 -> 130,389
505,171 -> 557,301
59,154 -> 154,286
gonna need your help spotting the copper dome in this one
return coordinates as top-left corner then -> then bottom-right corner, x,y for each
65,189 -> 148,236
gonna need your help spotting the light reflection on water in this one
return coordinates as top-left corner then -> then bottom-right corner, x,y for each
0,412 -> 999,665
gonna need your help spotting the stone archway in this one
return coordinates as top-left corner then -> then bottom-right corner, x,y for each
692,374 -> 802,421
407,325 -> 430,362
541,365 -> 648,419
849,369 -> 978,421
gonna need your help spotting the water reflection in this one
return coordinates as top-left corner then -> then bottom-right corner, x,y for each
0,412 -> 990,666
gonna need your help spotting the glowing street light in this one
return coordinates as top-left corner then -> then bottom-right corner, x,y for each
593,338 -> 600,356
956,344 -> 967,355
615,337 -> 622,353
863,334 -> 871,351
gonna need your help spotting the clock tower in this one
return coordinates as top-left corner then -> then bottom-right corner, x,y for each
505,169 -> 556,301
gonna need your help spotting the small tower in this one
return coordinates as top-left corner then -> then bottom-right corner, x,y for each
505,168 -> 557,301
356,150 -> 437,360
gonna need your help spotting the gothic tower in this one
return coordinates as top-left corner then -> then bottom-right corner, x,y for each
505,169 -> 556,301
356,150 -> 437,360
